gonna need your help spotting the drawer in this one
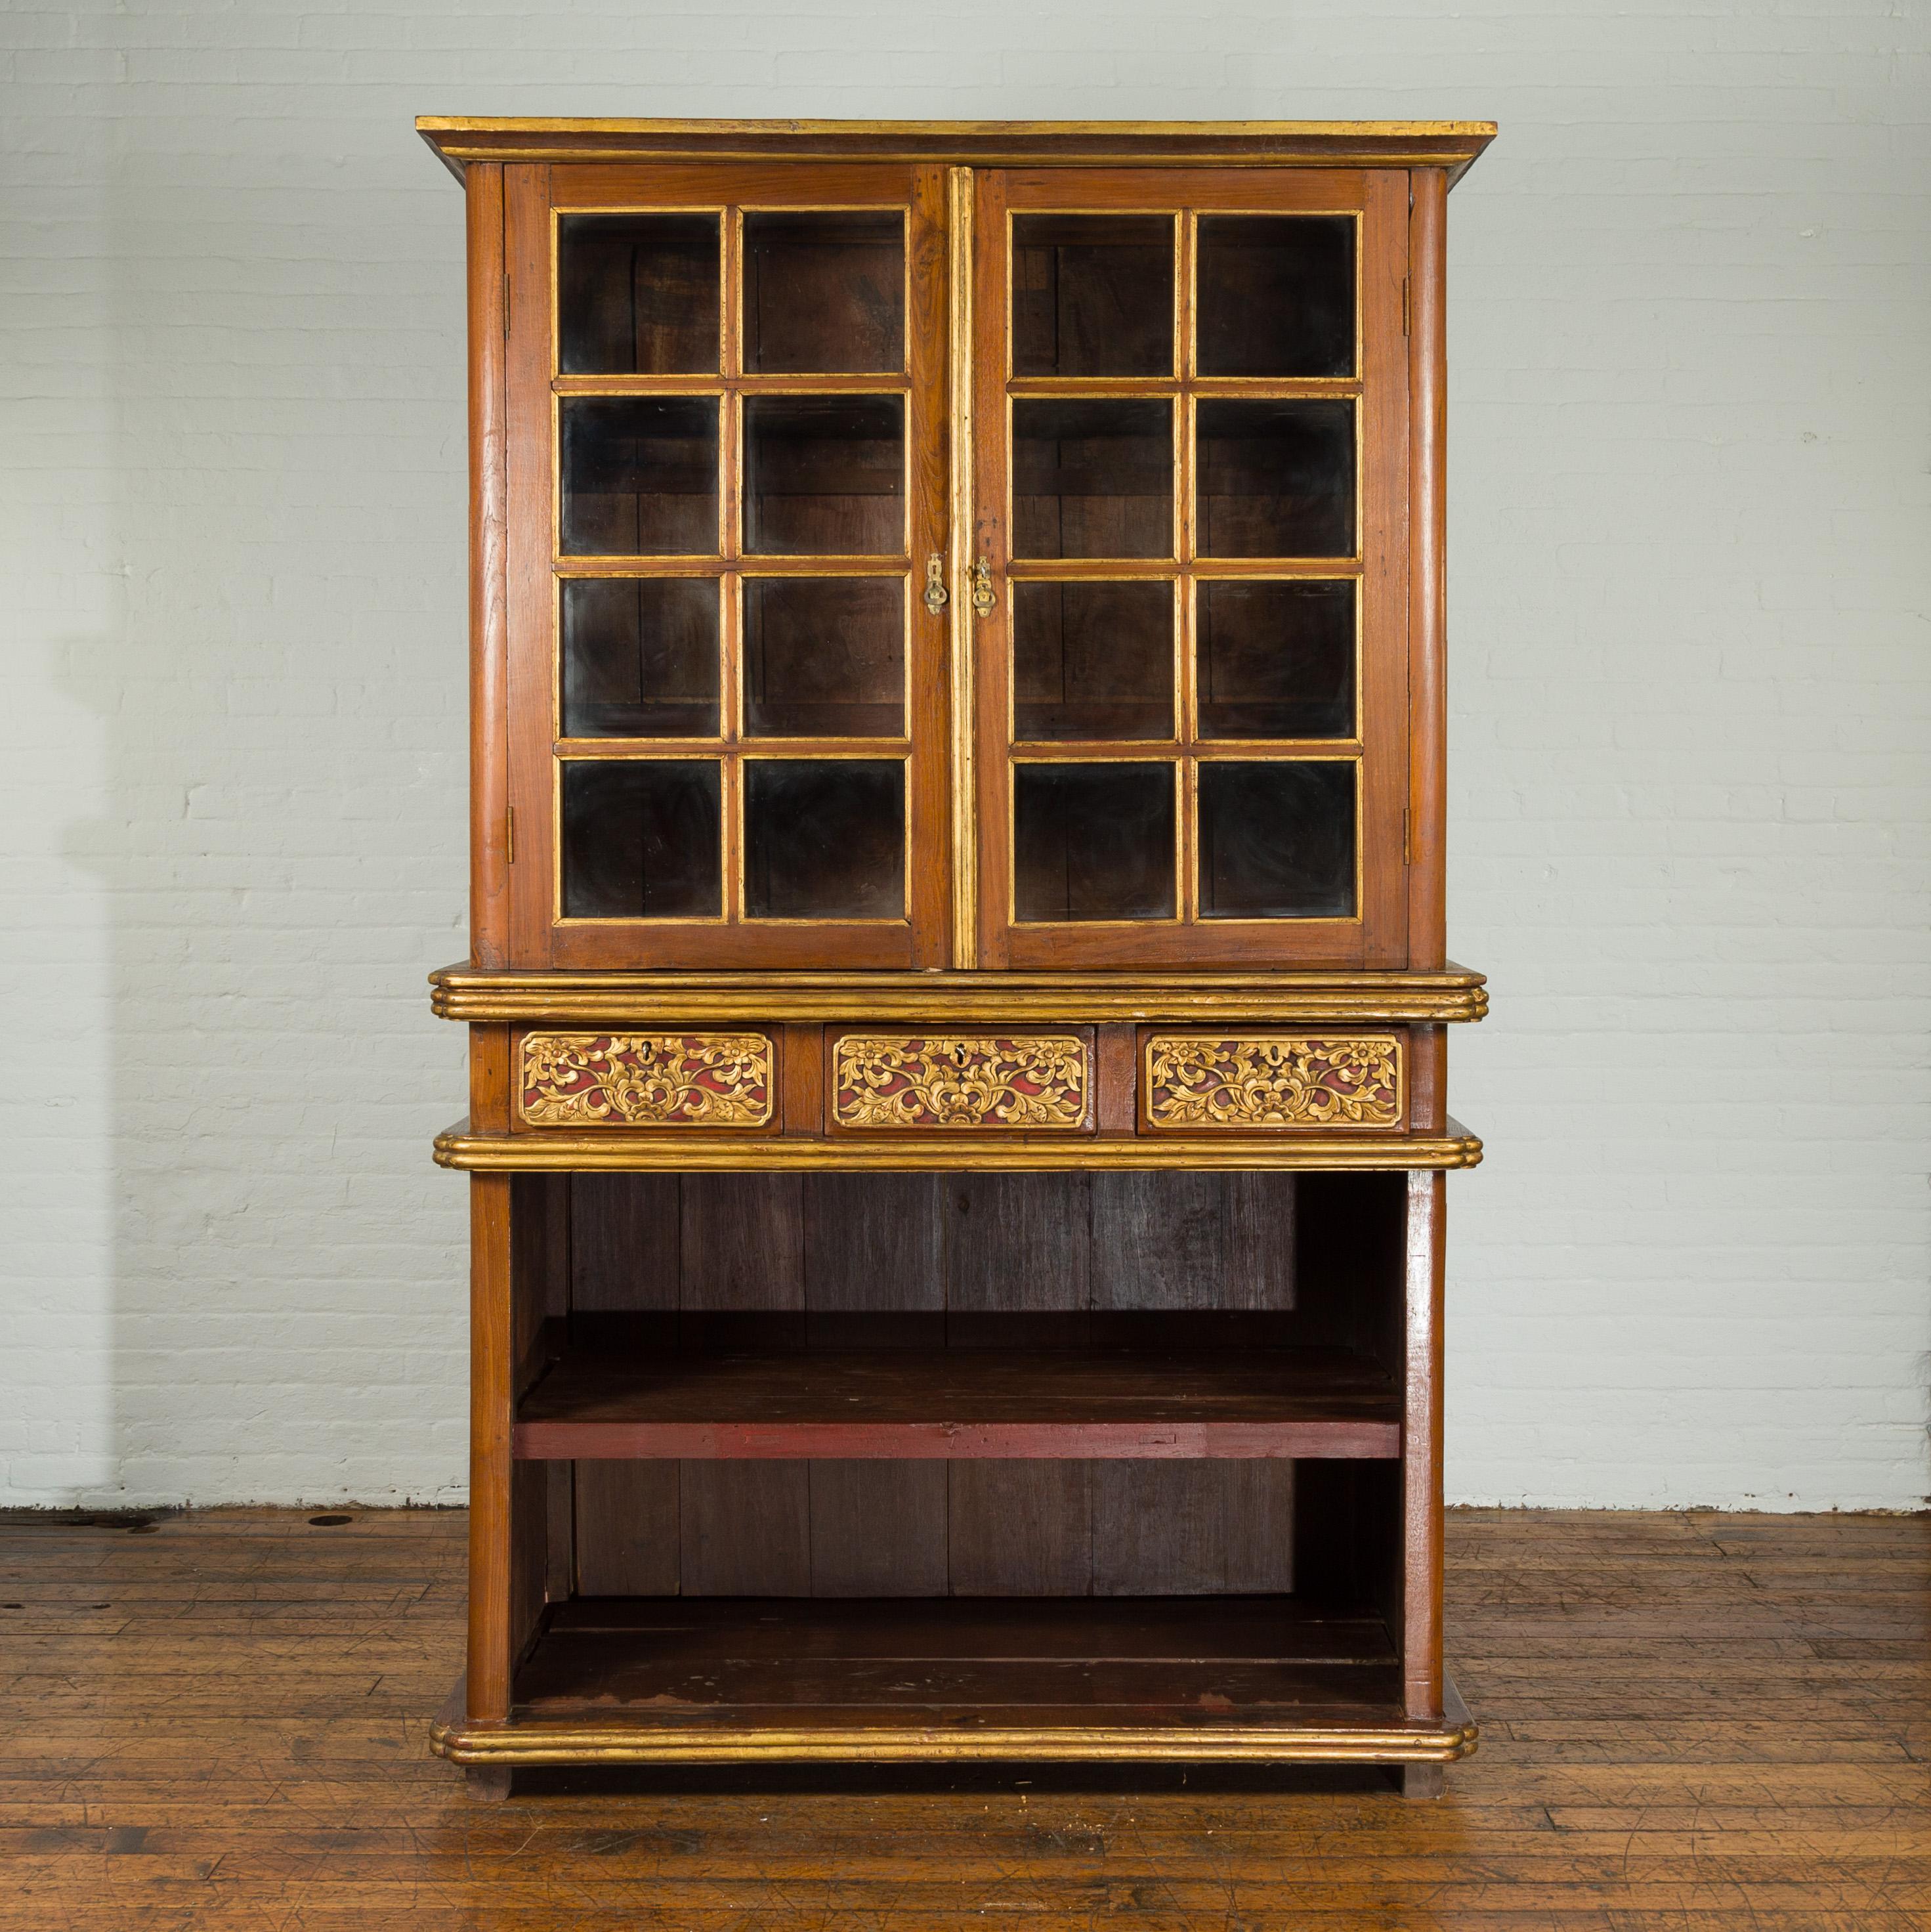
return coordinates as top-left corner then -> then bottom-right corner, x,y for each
830,1032 -> 1092,1131
1141,1033 -> 1403,1131
518,1031 -> 774,1128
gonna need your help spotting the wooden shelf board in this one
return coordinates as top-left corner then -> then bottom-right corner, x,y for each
513,1346 -> 1401,1460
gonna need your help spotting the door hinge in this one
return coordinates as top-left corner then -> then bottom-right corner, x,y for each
503,270 -> 511,338
1402,276 -> 1411,337
1403,807 -> 1412,865
505,805 -> 515,865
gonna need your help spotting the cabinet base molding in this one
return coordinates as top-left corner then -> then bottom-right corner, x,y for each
431,1679 -> 1477,1769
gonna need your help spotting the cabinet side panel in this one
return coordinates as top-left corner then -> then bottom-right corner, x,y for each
503,163 -> 555,966
1359,168 -> 1414,966
1407,168 -> 1448,968
467,163 -> 511,966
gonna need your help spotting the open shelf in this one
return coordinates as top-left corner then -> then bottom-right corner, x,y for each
513,1345 -> 1401,1461
518,1594 -> 1401,1725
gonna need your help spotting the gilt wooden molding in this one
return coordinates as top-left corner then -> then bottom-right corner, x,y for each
430,964 -> 1489,1027
417,118 -> 1496,184
429,1678 -> 1479,1765
435,1119 -> 1481,1174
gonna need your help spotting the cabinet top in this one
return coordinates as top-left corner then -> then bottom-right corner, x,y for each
415,117 -> 1495,184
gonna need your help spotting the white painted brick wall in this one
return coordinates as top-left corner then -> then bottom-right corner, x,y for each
3,0 -> 1926,1510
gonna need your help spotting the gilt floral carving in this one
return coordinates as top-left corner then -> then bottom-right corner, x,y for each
1144,1035 -> 1401,1129
833,1035 -> 1088,1130
519,1033 -> 773,1128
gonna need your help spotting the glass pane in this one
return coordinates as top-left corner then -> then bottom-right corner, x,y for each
744,211 -> 904,374
744,577 -> 904,738
1198,760 -> 1355,919
561,760 -> 721,918
743,396 -> 904,556
1011,215 -> 1174,377
1198,580 -> 1355,739
1012,580 -> 1173,741
1013,399 -> 1173,559
1197,399 -> 1353,558
561,398 -> 719,557
745,760 -> 905,918
561,578 -> 720,739
557,214 -> 719,376
1013,763 -> 1175,922
1197,216 -> 1354,378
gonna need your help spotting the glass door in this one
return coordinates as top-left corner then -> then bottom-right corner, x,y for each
969,168 -> 1412,968
505,163 -> 952,969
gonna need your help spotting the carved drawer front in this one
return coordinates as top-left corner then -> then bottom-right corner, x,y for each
832,1034 -> 1090,1131
519,1032 -> 773,1128
1143,1034 -> 1403,1131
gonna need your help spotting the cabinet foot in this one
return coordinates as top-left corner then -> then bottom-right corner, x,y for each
1401,1761 -> 1446,1801
464,1765 -> 513,1803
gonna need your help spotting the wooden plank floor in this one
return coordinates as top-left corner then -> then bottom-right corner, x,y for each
0,1507 -> 1924,1929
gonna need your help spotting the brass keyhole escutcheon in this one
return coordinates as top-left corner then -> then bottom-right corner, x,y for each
922,553 -> 948,615
970,558 -> 996,618
948,1042 -> 971,1069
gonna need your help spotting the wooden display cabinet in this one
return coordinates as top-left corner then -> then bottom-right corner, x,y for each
417,118 -> 1494,1797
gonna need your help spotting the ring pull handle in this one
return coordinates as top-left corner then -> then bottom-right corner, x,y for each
970,558 -> 997,618
922,553 -> 949,615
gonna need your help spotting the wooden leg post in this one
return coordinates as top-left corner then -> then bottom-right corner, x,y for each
467,1175 -> 515,1725
1403,1169 -> 1446,1721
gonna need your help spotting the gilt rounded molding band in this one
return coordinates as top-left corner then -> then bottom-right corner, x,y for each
429,965 -> 1490,1027
435,1122 -> 1482,1173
